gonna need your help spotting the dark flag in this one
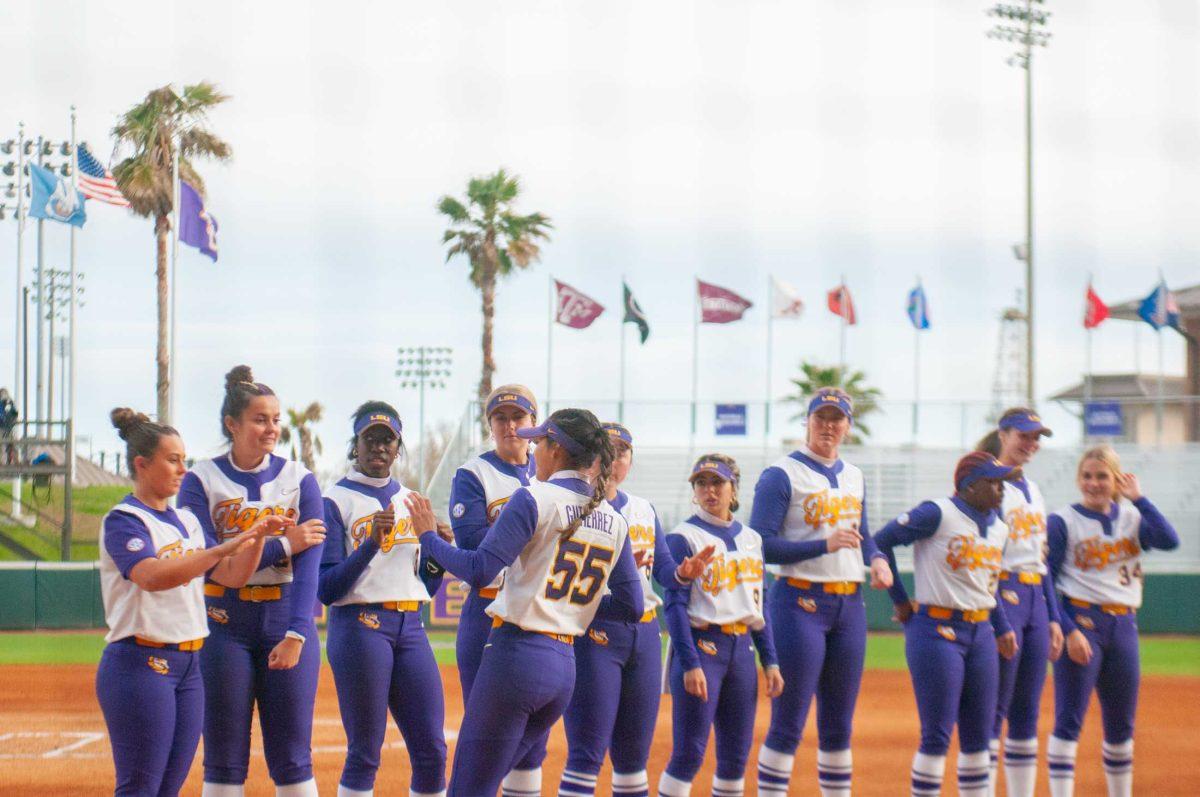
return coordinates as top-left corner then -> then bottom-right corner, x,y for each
623,282 -> 650,343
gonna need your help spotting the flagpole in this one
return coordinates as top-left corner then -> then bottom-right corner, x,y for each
11,121 -> 26,519
619,276 -> 627,424
67,105 -> 78,486
168,128 -> 180,425
765,275 -> 773,444
1156,276 -> 1165,445
838,275 -> 847,376
912,277 -> 921,443
546,275 -> 553,414
691,280 -> 699,443
35,136 -> 45,429
1083,275 -> 1093,418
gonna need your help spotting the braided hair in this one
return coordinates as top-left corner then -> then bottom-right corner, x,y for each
111,407 -> 178,477
219,365 -> 276,441
547,408 -> 615,540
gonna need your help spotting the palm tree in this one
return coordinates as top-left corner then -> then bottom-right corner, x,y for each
783,362 -> 883,443
111,82 -> 232,422
280,402 -> 324,473
438,170 -> 552,431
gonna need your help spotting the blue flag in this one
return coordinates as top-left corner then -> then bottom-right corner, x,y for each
179,180 -> 218,262
28,163 -> 86,227
907,284 -> 930,330
1138,281 -> 1182,331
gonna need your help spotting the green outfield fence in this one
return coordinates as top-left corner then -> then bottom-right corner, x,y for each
2,562 -> 1197,635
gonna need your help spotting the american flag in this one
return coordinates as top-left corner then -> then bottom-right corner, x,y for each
75,143 -> 130,207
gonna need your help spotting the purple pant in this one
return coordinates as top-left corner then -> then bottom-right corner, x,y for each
1052,603 -> 1139,743
327,604 -> 447,793
201,585 -> 320,785
97,639 -> 203,797
455,590 -> 548,773
666,625 -> 759,783
448,623 -> 576,796
563,617 -> 662,775
992,576 -> 1051,741
764,580 -> 866,753
905,613 -> 998,755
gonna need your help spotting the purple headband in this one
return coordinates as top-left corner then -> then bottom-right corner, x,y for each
354,412 -> 402,438
603,422 -> 633,446
516,420 -> 587,458
487,391 -> 536,418
689,459 -> 736,485
808,392 -> 854,423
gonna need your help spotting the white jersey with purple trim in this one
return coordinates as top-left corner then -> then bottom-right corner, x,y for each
610,492 -> 662,611
911,498 -> 1006,612
1053,502 -> 1145,608
767,453 -> 867,582
99,503 -> 209,644
668,518 -> 766,630
487,480 -> 630,637
1000,478 -> 1047,574
456,453 -> 528,592
188,457 -> 308,586
324,477 -> 429,606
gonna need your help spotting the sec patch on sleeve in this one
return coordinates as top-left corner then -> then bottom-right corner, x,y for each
126,537 -> 146,552
452,503 -> 466,519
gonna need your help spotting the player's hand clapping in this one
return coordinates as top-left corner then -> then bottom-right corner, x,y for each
826,527 -> 862,553
404,492 -> 439,535
221,514 -> 292,557
284,518 -> 327,554
676,544 -> 716,583
371,508 -> 395,547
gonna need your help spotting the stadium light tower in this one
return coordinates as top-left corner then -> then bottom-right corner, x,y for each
397,346 -> 453,490
987,0 -> 1050,404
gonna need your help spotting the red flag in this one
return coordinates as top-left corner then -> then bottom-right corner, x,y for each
554,280 -> 605,329
697,280 -> 753,323
1084,285 -> 1110,329
827,284 -> 857,325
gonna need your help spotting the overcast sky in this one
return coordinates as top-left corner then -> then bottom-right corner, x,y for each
1,1 -> 1197,469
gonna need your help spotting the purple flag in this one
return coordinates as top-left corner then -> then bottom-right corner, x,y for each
179,180 -> 218,262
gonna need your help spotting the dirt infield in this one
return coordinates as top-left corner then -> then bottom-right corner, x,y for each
1,663 -> 1196,795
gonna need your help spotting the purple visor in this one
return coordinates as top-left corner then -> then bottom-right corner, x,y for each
956,456 -> 1016,491
808,392 -> 853,422
689,459 -> 736,484
354,412 -> 402,438
516,420 -> 587,458
486,391 -> 536,418
998,411 -> 1053,437
603,422 -> 633,446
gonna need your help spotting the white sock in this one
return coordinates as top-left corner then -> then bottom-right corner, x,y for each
713,776 -> 745,797
911,752 -> 946,796
987,738 -> 1001,797
817,748 -> 852,797
202,784 -> 245,797
410,789 -> 446,797
502,767 -> 541,797
756,745 -> 794,796
612,769 -> 650,797
958,750 -> 991,797
337,786 -> 371,797
1102,739 -> 1134,797
560,768 -> 599,797
657,771 -> 692,797
276,779 -> 319,797
1047,735 -> 1078,797
1003,736 -> 1038,797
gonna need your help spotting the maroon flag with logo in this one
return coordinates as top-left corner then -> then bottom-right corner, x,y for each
698,280 -> 753,324
554,280 -> 605,328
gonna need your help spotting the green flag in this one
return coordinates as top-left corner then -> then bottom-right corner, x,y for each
623,282 -> 650,343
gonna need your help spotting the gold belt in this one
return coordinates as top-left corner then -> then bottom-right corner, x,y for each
1000,571 -> 1043,585
204,583 -> 282,602
919,604 -> 989,623
787,577 -> 859,595
380,600 -> 422,612
135,636 -> 204,652
492,616 -> 574,645
1068,598 -> 1131,615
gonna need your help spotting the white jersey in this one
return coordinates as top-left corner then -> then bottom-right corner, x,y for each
324,471 -> 430,606
1053,502 -> 1145,608
669,513 -> 767,630
487,473 -> 630,636
454,452 -> 532,591
767,452 -> 867,582
1000,478 -> 1047,574
911,498 -> 1006,612
99,501 -> 209,644
188,455 -> 310,586
614,491 -> 662,611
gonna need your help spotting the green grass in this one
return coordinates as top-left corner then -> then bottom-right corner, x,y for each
0,484 -> 128,561
2,630 -> 1196,675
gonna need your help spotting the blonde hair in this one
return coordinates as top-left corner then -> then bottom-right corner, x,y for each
690,452 -> 741,512
1077,445 -> 1122,500
485,384 -> 538,420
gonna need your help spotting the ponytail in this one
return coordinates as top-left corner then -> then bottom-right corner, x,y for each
543,408 -> 615,540
111,407 -> 178,477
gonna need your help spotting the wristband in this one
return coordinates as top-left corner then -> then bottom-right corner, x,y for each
285,630 -> 306,643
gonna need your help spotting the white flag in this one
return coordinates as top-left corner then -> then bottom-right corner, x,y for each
771,276 -> 804,318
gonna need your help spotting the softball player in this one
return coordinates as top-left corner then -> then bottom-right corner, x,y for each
418,408 -> 644,797
559,423 -> 714,797
448,385 -> 544,797
659,454 -> 784,797
1045,446 -> 1178,797
751,388 -> 892,797
875,451 -> 1018,797
97,408 -> 284,797
976,409 -> 1063,797
177,366 -> 327,797
319,402 -> 450,797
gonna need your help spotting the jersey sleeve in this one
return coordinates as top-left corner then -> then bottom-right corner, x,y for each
317,496 -> 380,606
603,536 -> 644,623
859,481 -> 884,564
874,500 -> 943,606
284,473 -> 326,637
749,465 -> 791,537
751,614 -> 779,668
649,509 -> 682,588
449,468 -> 489,550
420,486 -> 538,587
1046,513 -> 1074,633
104,511 -> 156,579
178,472 -> 216,546
1134,496 -> 1179,551
663,533 -> 701,671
